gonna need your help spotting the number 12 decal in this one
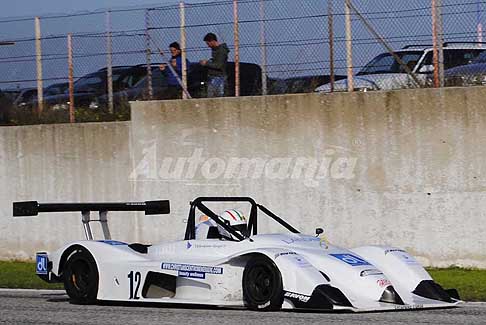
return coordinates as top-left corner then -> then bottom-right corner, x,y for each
128,271 -> 141,299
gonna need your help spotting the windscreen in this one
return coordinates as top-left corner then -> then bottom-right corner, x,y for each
357,51 -> 423,75
472,51 -> 486,63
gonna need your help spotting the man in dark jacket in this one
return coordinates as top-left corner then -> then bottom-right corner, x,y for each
200,33 -> 230,98
160,42 -> 190,99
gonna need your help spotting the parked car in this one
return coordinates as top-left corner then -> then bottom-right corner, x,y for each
96,62 -> 262,107
1,88 -> 21,102
40,65 -> 148,111
444,51 -> 486,87
188,62 -> 262,98
0,89 -> 14,125
13,87 -> 37,108
45,82 -> 69,96
269,75 -> 347,95
315,43 -> 486,92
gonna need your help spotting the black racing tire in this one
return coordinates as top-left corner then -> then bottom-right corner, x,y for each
62,248 -> 99,305
242,255 -> 284,311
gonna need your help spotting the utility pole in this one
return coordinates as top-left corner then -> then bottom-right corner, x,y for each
478,1 -> 483,43
344,0 -> 354,92
437,0 -> 444,87
259,0 -> 268,95
106,10 -> 114,114
328,0 -> 335,92
145,9 -> 153,100
35,17 -> 44,116
431,0 -> 444,87
67,33 -> 75,123
180,2 -> 188,99
233,0 -> 240,97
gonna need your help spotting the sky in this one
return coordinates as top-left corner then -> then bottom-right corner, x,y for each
0,0 -> 186,18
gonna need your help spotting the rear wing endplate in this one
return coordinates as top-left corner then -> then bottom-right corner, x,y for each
13,200 -> 170,240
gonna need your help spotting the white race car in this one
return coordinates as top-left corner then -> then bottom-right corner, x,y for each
13,197 -> 460,312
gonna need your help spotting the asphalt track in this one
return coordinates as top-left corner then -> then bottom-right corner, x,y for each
1,289 -> 486,325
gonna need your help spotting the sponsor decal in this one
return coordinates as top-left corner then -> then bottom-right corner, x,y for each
274,252 -> 297,259
161,262 -> 223,275
274,252 -> 311,267
394,304 -> 424,310
385,249 -> 420,265
330,254 -> 371,266
178,271 -> 206,279
384,248 -> 406,255
97,240 -> 127,246
284,291 -> 311,303
293,256 -> 311,268
36,253 -> 48,275
377,279 -> 392,288
398,253 -> 420,265
281,237 -> 320,245
186,242 -> 226,250
360,269 -> 384,277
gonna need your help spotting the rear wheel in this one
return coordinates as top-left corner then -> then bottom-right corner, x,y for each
62,248 -> 99,304
242,255 -> 284,311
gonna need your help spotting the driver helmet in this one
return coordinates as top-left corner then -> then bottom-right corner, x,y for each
219,209 -> 248,238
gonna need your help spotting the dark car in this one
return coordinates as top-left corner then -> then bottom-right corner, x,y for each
190,62 -> 262,97
45,82 -> 69,96
1,87 -> 37,125
95,65 -> 171,107
269,75 -> 347,95
41,66 -> 148,110
1,88 -> 21,102
13,88 -> 37,108
97,62 -> 262,106
444,51 -> 486,87
0,89 -> 14,124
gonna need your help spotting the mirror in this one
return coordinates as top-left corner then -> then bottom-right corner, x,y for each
315,228 -> 324,237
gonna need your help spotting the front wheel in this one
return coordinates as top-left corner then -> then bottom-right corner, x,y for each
242,255 -> 284,311
62,248 -> 99,304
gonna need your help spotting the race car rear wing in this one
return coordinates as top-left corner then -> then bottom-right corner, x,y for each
13,200 -> 170,241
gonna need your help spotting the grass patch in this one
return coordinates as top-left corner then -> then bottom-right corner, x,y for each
0,261 -> 485,301
0,261 -> 63,290
428,267 -> 486,302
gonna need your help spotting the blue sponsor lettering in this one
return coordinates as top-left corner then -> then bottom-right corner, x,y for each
330,254 -> 371,266
161,263 -> 223,275
178,271 -> 206,279
36,253 -> 48,275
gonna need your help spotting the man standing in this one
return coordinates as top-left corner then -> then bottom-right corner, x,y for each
160,42 -> 190,99
200,33 -> 230,98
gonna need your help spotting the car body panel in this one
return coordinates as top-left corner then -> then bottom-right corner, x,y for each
40,233 -> 459,311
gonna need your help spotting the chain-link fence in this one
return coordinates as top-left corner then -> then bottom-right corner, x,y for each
1,0 -> 486,125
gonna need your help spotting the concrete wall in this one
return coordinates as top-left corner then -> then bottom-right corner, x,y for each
0,122 -> 135,259
2,87 -> 486,267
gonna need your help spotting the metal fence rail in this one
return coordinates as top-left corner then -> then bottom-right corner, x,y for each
0,0 -> 485,125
